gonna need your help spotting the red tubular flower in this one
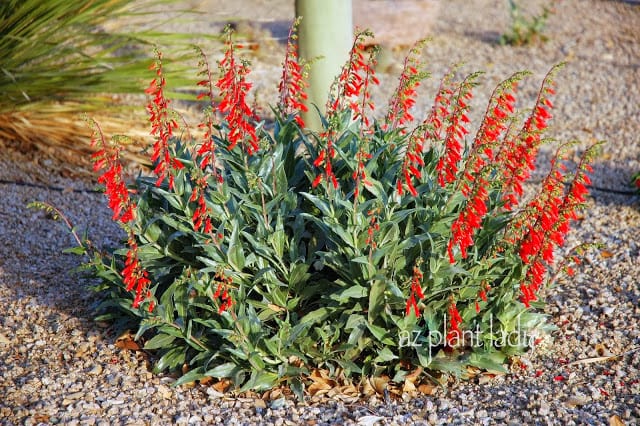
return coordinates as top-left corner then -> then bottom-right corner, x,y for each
405,263 -> 425,317
122,235 -> 153,310
327,30 -> 378,124
194,47 -> 223,183
397,131 -> 426,197
447,178 -> 489,264
514,142 -> 598,307
145,50 -> 182,190
311,132 -> 338,190
216,31 -> 259,155
213,271 -> 234,314
498,65 -> 562,210
385,39 -> 428,132
89,119 -> 135,224
278,18 -> 309,127
436,75 -> 477,188
446,299 -> 463,346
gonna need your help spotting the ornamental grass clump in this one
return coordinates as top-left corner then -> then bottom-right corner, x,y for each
75,27 -> 599,394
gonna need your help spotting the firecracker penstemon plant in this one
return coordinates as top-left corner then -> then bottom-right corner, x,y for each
73,26 -> 600,394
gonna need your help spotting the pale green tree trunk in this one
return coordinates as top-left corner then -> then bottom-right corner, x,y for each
295,0 -> 353,131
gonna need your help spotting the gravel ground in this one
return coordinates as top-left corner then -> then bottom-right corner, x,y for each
1,0 -> 639,425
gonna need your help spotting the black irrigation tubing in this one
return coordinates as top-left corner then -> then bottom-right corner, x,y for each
0,178 -> 638,196
0,179 -> 102,194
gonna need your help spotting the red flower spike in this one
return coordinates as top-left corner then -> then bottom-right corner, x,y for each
436,74 -> 478,188
512,141 -> 599,307
405,262 -> 425,317
447,176 -> 490,264
216,30 -> 259,155
213,271 -> 234,314
278,18 -> 309,127
446,300 -> 463,346
145,50 -> 182,190
498,65 -> 563,211
122,235 -> 152,310
385,39 -> 428,131
89,119 -> 136,225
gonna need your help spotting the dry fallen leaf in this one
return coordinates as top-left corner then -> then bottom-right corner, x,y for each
114,330 -> 140,351
609,415 -> 625,426
369,376 -> 389,395
308,381 -> 332,396
418,383 -> 437,395
212,379 -> 232,393
600,250 -> 614,259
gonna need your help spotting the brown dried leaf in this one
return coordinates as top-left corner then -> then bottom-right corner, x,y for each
361,379 -> 375,396
402,379 -> 417,393
404,367 -> 423,384
33,414 -> 50,423
340,384 -> 359,397
609,415 -> 625,426
418,383 -> 437,395
308,381 -> 332,396
213,379 -> 232,393
114,330 -> 140,351
199,376 -> 214,386
478,373 -> 499,385
600,250 -> 614,259
369,376 -> 389,395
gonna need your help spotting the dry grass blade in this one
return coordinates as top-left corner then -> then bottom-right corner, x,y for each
0,0 -> 218,166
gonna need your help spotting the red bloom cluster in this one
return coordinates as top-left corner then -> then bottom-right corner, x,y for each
145,51 -> 184,190
365,208 -> 380,250
190,176 -> 213,234
213,271 -> 234,314
475,282 -> 490,313
397,132 -> 425,197
195,47 -> 222,179
447,178 -> 489,263
216,34 -> 259,155
385,39 -> 428,131
445,76 -> 523,264
89,121 -> 135,224
436,76 -> 475,187
516,143 -> 596,307
405,264 -> 425,317
352,148 -> 373,198
278,18 -> 308,128
329,30 -> 379,126
468,78 -> 519,174
498,68 -> 559,210
446,299 -> 463,346
122,235 -> 153,311
311,137 -> 338,190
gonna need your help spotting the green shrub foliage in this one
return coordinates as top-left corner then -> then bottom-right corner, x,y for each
78,28 -> 598,393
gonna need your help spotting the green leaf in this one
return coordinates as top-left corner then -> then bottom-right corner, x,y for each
62,246 -> 86,255
144,333 -> 177,350
173,367 -> 205,386
290,377 -> 305,402
240,370 -> 279,392
367,280 -> 386,324
468,351 -> 509,374
331,285 -> 367,303
299,307 -> 333,326
227,222 -> 245,271
374,347 -> 398,363
206,362 -> 240,378
154,346 -> 186,373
